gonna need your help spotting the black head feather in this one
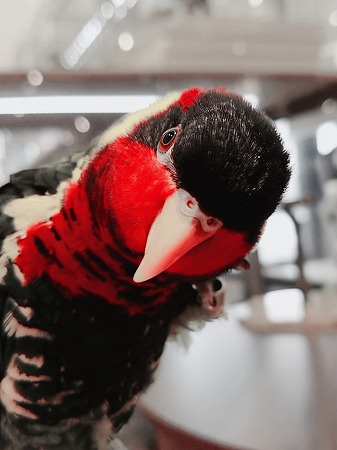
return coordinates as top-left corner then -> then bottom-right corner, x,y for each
171,91 -> 291,243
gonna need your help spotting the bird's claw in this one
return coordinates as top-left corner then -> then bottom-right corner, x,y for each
194,278 -> 225,319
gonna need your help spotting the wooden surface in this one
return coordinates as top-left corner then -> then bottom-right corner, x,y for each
141,302 -> 337,450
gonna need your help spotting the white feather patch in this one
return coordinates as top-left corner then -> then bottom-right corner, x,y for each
4,312 -> 17,336
70,154 -> 92,183
6,359 -> 50,383
0,259 -> 8,284
0,377 -> 37,419
17,354 -> 44,368
3,193 -> 62,233
17,305 -> 34,320
1,181 -> 69,285
4,312 -> 52,340
0,388 -> 37,419
98,91 -> 181,148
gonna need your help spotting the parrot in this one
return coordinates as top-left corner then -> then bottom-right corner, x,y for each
0,87 -> 290,449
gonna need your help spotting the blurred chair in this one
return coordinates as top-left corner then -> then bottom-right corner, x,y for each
241,196 -> 337,332
259,193 -> 337,294
259,197 -> 311,297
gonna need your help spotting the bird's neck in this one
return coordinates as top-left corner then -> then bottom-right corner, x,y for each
15,169 -> 179,315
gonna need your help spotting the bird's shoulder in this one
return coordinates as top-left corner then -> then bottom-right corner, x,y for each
0,148 -> 91,205
0,147 -> 97,247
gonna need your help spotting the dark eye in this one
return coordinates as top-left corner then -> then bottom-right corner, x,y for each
158,126 -> 180,152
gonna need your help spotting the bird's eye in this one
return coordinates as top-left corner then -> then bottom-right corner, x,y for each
158,126 -> 180,153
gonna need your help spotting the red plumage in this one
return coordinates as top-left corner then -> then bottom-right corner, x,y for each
0,87 -> 291,449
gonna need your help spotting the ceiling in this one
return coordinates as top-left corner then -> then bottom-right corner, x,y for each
1,0 -> 337,118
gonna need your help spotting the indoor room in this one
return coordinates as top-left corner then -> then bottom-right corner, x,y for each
0,1 -> 337,449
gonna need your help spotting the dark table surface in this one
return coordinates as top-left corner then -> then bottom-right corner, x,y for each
141,302 -> 337,450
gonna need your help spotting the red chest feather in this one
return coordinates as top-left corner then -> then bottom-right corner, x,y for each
14,139 -> 179,313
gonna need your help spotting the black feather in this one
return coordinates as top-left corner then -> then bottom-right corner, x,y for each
172,91 -> 291,242
0,89 -> 291,449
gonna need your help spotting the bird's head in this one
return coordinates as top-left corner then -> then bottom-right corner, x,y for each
96,87 -> 291,283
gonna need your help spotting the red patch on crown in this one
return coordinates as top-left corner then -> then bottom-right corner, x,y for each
178,87 -> 204,111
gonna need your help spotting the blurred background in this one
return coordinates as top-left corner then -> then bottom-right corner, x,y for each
1,0 -> 337,449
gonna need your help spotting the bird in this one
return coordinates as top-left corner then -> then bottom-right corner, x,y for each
0,87 -> 290,449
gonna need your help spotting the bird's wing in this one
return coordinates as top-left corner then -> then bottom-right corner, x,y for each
0,107 -> 143,248
0,286 -> 14,381
0,148 -> 96,379
0,144 -> 100,244
1,149 -> 88,204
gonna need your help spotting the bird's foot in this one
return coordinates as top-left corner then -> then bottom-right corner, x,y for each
194,278 -> 225,319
